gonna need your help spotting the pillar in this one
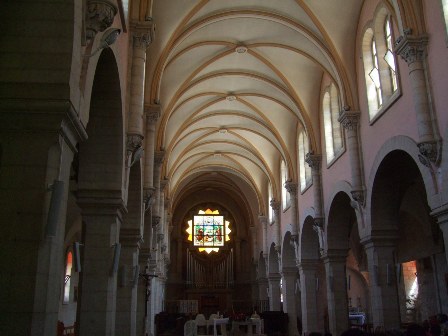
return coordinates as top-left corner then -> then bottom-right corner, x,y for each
268,273 -> 282,311
115,231 -> 141,336
285,181 -> 299,240
395,34 -> 440,163
338,109 -> 365,206
0,104 -> 86,336
259,215 -> 268,259
362,237 -> 400,329
299,261 -> 320,334
76,194 -> 125,336
322,250 -> 349,336
282,268 -> 300,336
305,153 -> 324,222
127,21 -> 154,140
431,204 -> 448,267
270,200 -> 281,253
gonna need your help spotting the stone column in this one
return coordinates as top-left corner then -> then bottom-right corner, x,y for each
282,267 -> 300,336
338,109 -> 365,207
322,250 -> 349,336
116,230 -> 141,336
395,34 -> 440,163
362,237 -> 400,329
299,261 -> 320,334
270,200 -> 281,253
76,193 -> 125,336
305,153 -> 324,221
285,181 -> 299,240
143,105 -> 161,191
268,273 -> 282,311
431,204 -> 448,266
127,21 -> 154,140
259,215 -> 268,259
136,253 -> 150,336
258,277 -> 269,302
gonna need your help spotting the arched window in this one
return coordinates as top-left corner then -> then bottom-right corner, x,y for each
442,0 -> 448,36
281,160 -> 290,210
63,251 -> 73,303
384,17 -> 397,92
268,188 -> 273,223
362,8 -> 400,121
322,83 -> 343,163
298,131 -> 311,191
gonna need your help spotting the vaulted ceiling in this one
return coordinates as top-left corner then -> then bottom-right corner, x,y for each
145,0 -> 363,215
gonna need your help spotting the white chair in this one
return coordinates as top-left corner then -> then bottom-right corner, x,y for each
208,314 -> 219,334
213,317 -> 229,336
184,320 -> 198,336
195,314 -> 207,335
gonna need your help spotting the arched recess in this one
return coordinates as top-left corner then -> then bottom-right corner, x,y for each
299,216 -> 320,262
369,149 -> 447,321
281,231 -> 296,270
78,48 -> 124,193
75,48 -> 125,335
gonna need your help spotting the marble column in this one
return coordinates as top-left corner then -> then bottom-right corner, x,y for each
127,21 -> 154,140
76,193 -> 125,336
282,267 -> 300,336
270,200 -> 282,253
395,34 -> 440,163
285,181 -> 299,240
338,109 -> 365,206
299,261 -> 320,334
362,237 -> 400,329
322,250 -> 349,336
305,153 -> 324,222
115,230 -> 141,336
268,273 -> 282,311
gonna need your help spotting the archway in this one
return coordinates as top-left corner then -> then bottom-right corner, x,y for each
368,150 -> 447,327
75,48 -> 125,336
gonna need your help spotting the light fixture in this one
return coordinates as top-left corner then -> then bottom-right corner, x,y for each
235,45 -> 248,54
84,28 -> 121,58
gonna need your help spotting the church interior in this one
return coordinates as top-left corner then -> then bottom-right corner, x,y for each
1,0 -> 448,335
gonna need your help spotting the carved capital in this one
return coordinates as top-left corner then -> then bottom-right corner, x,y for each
284,180 -> 298,197
313,217 -> 324,230
152,215 -> 161,228
270,199 -> 281,212
157,233 -> 164,242
154,150 -> 165,166
145,104 -> 161,123
143,187 -> 156,211
417,141 -> 440,164
305,152 -> 322,172
351,189 -> 365,207
161,244 -> 167,253
395,34 -> 428,64
127,134 -> 144,154
131,21 -> 155,49
120,228 -> 143,247
338,110 -> 360,131
86,0 -> 117,40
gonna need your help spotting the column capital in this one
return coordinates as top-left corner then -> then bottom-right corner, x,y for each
298,259 -> 319,271
154,150 -> 165,166
270,199 -> 281,212
281,267 -> 298,276
85,0 -> 117,40
268,273 -> 282,281
351,189 -> 365,207
360,232 -> 398,249
418,140 -> 441,164
338,109 -> 360,131
130,20 -> 155,49
127,134 -> 144,153
145,104 -> 161,123
395,34 -> 428,64
305,152 -> 322,172
143,187 -> 156,210
152,215 -> 161,228
431,203 -> 448,224
321,249 -> 348,264
284,180 -> 298,197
